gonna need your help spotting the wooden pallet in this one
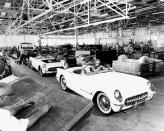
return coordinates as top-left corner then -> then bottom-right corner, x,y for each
2,77 -> 93,131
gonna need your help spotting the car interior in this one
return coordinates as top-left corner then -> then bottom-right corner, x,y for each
73,67 -> 110,75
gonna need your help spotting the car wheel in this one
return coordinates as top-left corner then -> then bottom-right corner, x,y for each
60,76 -> 68,91
39,68 -> 45,76
96,92 -> 112,115
63,62 -> 68,69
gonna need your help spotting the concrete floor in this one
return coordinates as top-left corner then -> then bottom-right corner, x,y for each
11,59 -> 164,131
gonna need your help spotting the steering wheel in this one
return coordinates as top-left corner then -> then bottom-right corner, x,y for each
82,64 -> 93,74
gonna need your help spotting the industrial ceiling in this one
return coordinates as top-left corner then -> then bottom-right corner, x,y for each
0,0 -> 163,35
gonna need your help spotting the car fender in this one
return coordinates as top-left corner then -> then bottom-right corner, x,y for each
91,88 -> 120,105
56,68 -> 66,81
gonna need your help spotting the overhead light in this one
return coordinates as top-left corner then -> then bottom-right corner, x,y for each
80,0 -> 91,5
98,13 -> 108,17
129,16 -> 137,19
130,0 -> 160,5
1,1 -> 11,16
1,12 -> 6,16
4,2 -> 11,8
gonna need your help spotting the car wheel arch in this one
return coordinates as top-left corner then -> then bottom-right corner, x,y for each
38,66 -> 41,71
92,91 -> 102,103
93,91 -> 112,102
60,75 -> 64,82
93,91 -> 113,115
60,75 -> 69,91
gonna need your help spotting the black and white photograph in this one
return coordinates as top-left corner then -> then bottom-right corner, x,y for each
0,0 -> 163,131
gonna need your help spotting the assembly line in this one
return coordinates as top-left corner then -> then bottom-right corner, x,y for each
0,0 -> 164,131
0,42 -> 164,130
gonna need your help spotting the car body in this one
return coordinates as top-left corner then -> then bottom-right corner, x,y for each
29,55 -> 67,76
56,66 -> 155,115
17,42 -> 34,52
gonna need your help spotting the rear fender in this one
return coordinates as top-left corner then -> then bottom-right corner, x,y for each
56,68 -> 66,81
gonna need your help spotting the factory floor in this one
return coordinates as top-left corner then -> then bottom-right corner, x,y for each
11,58 -> 164,131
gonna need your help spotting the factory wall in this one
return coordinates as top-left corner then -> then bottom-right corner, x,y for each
0,25 -> 164,48
0,35 -> 39,47
93,25 -> 164,48
77,25 -> 164,48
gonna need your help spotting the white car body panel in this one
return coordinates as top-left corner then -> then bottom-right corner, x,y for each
29,56 -> 65,74
56,67 -> 155,112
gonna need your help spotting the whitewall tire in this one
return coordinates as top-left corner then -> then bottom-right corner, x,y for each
96,92 -> 112,115
39,68 -> 45,76
63,62 -> 68,69
60,76 -> 68,91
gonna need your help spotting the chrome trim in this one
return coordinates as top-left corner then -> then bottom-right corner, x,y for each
125,92 -> 148,106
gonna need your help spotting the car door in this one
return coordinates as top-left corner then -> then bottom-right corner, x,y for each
67,73 -> 93,99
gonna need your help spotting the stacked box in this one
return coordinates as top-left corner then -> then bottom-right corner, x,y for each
112,60 -> 141,76
155,61 -> 164,73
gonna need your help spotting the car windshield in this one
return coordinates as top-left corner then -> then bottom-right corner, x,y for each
73,67 -> 111,75
42,59 -> 57,63
79,54 -> 90,57
37,55 -> 53,59
86,69 -> 111,75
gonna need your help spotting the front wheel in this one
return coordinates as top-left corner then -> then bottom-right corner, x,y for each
60,76 -> 68,91
63,62 -> 68,69
96,92 -> 112,115
39,68 -> 45,76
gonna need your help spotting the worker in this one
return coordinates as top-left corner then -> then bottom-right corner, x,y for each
19,48 -> 27,65
83,59 -> 106,73
92,59 -> 106,72
123,44 -> 134,58
0,82 -> 52,131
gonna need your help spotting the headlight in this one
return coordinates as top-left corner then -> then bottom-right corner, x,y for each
114,90 -> 123,102
147,81 -> 155,91
42,64 -> 47,68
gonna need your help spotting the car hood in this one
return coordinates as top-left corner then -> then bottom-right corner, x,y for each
45,62 -> 64,68
87,72 -> 149,99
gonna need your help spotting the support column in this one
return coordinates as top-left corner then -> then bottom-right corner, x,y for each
74,0 -> 78,48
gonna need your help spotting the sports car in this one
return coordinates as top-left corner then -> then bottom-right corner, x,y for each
56,66 -> 155,115
29,55 -> 68,76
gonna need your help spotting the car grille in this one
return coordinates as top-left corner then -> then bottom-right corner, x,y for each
125,92 -> 148,106
48,67 -> 63,71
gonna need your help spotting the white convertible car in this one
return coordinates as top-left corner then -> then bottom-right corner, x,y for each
29,55 -> 68,76
56,66 -> 155,115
